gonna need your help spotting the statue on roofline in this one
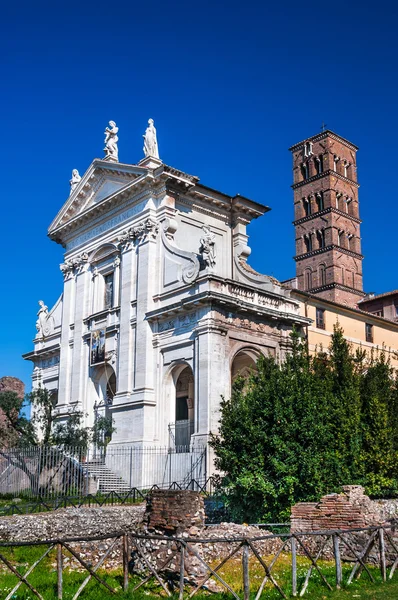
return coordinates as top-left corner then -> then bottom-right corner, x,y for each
69,169 -> 81,195
104,120 -> 119,161
143,118 -> 159,159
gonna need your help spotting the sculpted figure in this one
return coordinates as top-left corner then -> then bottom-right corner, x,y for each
200,225 -> 216,268
36,300 -> 49,337
143,118 -> 159,158
69,169 -> 81,195
104,120 -> 119,160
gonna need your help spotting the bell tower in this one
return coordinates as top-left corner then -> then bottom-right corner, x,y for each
289,130 -> 365,306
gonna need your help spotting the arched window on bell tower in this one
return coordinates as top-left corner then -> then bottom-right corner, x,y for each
305,269 -> 313,291
319,264 -> 326,287
303,197 -> 311,216
315,192 -> 324,212
316,229 -> 326,249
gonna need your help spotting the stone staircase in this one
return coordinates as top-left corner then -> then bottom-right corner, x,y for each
82,460 -> 131,493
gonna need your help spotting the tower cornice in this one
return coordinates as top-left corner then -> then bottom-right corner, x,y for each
289,129 -> 359,152
292,169 -> 359,190
294,245 -> 364,262
293,207 -> 362,227
306,282 -> 366,297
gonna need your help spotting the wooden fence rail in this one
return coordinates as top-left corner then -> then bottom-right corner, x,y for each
0,524 -> 397,599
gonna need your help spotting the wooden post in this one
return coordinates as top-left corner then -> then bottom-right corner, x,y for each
179,542 -> 185,600
291,537 -> 297,596
57,543 -> 63,600
123,533 -> 129,591
379,528 -> 386,582
242,543 -> 250,600
333,534 -> 342,589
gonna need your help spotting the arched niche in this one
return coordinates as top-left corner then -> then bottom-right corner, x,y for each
166,363 -> 194,449
231,348 -> 261,384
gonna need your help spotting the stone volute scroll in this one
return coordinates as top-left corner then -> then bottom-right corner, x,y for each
161,220 -> 200,285
104,120 -> 119,161
143,118 -> 159,159
199,225 -> 216,269
69,169 -> 81,195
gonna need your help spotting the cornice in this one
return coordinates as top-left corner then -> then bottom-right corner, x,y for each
289,130 -> 359,152
22,343 -> 61,362
146,289 -> 310,326
307,282 -> 366,297
292,169 -> 359,191
293,207 -> 362,226
49,172 -> 156,243
294,245 -> 364,262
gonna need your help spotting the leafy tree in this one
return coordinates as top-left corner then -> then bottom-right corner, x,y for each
359,350 -> 398,496
0,391 -> 35,448
92,415 -> 116,449
211,325 -> 398,522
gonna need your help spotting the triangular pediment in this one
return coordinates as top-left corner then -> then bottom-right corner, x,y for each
48,159 -> 151,235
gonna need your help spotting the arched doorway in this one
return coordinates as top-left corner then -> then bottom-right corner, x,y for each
170,365 -> 194,448
231,348 -> 260,384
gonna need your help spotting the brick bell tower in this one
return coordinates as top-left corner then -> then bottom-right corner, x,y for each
289,130 -> 365,307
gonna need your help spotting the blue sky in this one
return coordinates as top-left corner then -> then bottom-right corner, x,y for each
1,0 -> 397,392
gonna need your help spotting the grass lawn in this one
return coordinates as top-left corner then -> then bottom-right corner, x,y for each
0,545 -> 397,599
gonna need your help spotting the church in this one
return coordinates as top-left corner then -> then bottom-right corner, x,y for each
23,119 -> 309,472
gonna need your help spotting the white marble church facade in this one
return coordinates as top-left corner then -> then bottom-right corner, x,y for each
24,121 -> 310,456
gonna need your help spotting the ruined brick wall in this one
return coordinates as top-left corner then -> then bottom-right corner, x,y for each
144,489 -> 205,534
291,485 -> 398,532
0,377 -> 25,398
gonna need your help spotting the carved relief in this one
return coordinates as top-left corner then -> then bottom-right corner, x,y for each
60,252 -> 89,279
158,312 -> 197,333
199,225 -> 216,268
41,355 -> 60,369
118,217 -> 159,250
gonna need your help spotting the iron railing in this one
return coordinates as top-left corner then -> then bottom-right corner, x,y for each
0,445 -> 206,499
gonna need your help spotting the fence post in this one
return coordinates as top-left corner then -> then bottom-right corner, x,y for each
57,542 -> 63,599
291,536 -> 297,596
333,534 -> 342,589
242,542 -> 250,600
123,533 -> 129,591
179,542 -> 185,600
379,528 -> 386,582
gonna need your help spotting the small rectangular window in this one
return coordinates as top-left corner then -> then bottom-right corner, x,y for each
365,323 -> 373,343
316,308 -> 325,330
104,273 -> 114,309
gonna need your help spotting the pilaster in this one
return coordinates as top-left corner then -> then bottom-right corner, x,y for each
57,269 -> 76,407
